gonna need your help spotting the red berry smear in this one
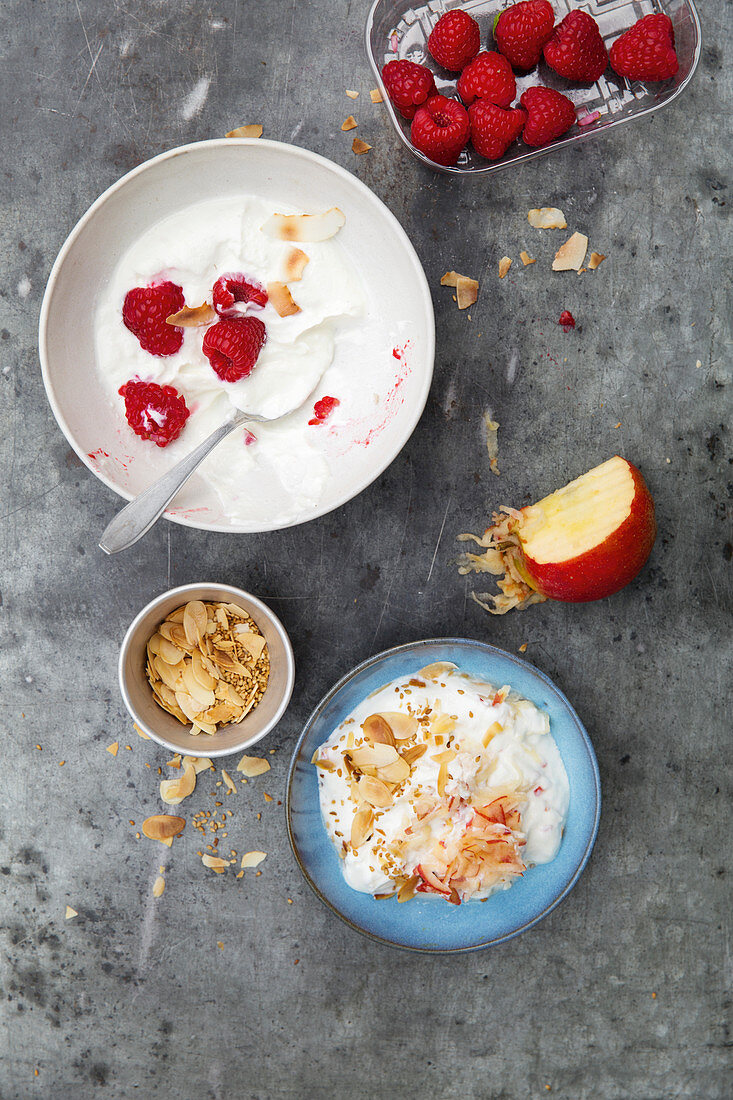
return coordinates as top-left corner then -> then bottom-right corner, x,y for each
381,60 -> 437,120
122,280 -> 185,357
427,10 -> 481,72
558,310 -> 576,331
212,273 -> 268,315
411,95 -> 470,167
202,316 -> 267,383
308,396 -> 340,425
118,379 -> 190,448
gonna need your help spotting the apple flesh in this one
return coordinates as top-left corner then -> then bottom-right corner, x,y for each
515,456 -> 656,602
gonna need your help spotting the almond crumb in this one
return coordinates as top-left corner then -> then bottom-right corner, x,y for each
106,742 -> 119,757
519,643 -> 528,653
345,89 -> 359,99
519,251 -> 535,266
263,792 -> 273,802
588,251 -> 606,270
370,88 -> 383,103
65,906 -> 77,920
341,115 -> 357,131
226,124 -> 263,139
352,137 -> 371,155
499,256 -> 512,279
152,876 -> 165,898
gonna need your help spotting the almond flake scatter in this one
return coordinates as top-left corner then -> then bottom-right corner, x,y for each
241,851 -> 267,868
166,303 -> 216,327
142,815 -> 185,842
519,251 -> 535,266
552,232 -> 588,272
261,207 -> 345,243
65,906 -> 77,920
201,854 -> 233,873
588,252 -> 606,270
236,754 -> 271,777
284,247 -> 309,282
370,88 -> 383,103
221,769 -> 237,794
160,762 -> 197,806
145,600 -> 270,735
352,137 -> 371,155
528,207 -> 567,229
152,876 -> 165,898
341,115 -> 357,131
226,124 -> 263,139
134,724 -> 151,740
267,281 -> 301,317
456,276 -> 479,310
499,257 -> 512,279
106,742 -> 119,757
345,89 -> 359,99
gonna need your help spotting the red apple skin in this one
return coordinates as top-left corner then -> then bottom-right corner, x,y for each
519,460 -> 657,603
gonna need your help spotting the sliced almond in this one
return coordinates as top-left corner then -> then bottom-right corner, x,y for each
397,876 -> 419,903
552,232 -> 588,272
358,775 -> 393,808
236,754 -> 271,777
191,650 -> 216,691
341,115 -> 357,131
401,743 -> 428,767
142,815 -> 185,841
152,876 -> 165,898
284,247 -> 309,282
226,124 -> 263,139
417,662 -> 457,681
175,691 -> 204,723
440,271 -> 461,287
236,632 -> 267,662
499,256 -> 512,279
221,769 -> 236,794
166,303 -> 216,327
183,601 -> 207,645
432,748 -> 458,764
519,251 -> 535,266
361,714 -> 397,747
201,854 -> 232,873
134,723 -> 151,740
240,851 -> 266,868
528,207 -> 567,229
160,762 -> 196,806
267,281 -> 301,317
437,761 -> 449,797
430,714 -> 456,736
347,743 -> 399,769
345,89 -> 359,99
181,755 -> 214,774
377,756 -> 411,785
378,712 -> 418,741
350,805 -> 374,849
588,251 -> 606,270
261,207 -> 345,243
456,275 -> 479,310
352,137 -> 371,155
165,606 -> 186,624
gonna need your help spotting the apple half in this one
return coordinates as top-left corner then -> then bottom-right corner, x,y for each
458,456 -> 656,613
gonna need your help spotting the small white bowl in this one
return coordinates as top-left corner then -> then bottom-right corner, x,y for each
119,582 -> 294,757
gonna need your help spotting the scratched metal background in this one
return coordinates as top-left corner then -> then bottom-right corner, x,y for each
0,1 -> 731,1097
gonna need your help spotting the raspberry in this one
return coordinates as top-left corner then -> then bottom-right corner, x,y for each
457,51 -> 516,109
609,14 -> 678,82
494,1 -> 555,71
427,10 -> 481,72
558,310 -> 576,331
410,95 -> 470,167
469,100 -> 527,161
544,11 -> 608,82
202,316 -> 267,383
308,396 -> 340,425
122,280 -> 185,357
118,379 -> 190,448
381,60 -> 437,120
212,273 -> 268,315
520,86 -> 576,147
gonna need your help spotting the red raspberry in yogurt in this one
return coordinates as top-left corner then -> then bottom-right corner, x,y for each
212,273 -> 268,315
118,379 -> 190,447
202,316 -> 267,382
308,396 -> 340,425
122,280 -> 185,356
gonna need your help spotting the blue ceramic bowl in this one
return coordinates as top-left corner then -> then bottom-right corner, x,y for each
286,639 -> 601,953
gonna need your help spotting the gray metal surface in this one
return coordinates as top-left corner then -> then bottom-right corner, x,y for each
0,1 -> 730,1097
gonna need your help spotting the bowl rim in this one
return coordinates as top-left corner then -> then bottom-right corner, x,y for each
118,581 -> 295,757
364,0 -> 702,176
39,137 -> 436,533
286,636 -> 601,953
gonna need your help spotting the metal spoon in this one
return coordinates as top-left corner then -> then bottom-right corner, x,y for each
99,407 -> 278,554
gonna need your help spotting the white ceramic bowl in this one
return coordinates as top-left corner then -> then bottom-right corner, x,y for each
39,139 -> 435,533
119,583 -> 295,757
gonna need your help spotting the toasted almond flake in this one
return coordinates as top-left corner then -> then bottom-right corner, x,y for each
345,89 -> 359,99
263,792 -> 273,802
397,876 -> 419,903
432,748 -> 458,764
106,742 -> 119,757
182,755 -> 214,774
160,762 -> 196,806
358,774 -> 393,808
348,743 -> 399,769
401,743 -> 428,767
456,275 -> 479,310
226,124 -> 263,139
166,754 -> 182,769
552,232 -> 588,272
499,256 -> 512,279
65,906 -> 77,920
440,271 -> 461,287
352,137 -> 371,155
528,207 -> 567,229
183,600 -> 207,645
437,761 -> 449,797
520,251 -> 535,266
134,723 -> 151,740
362,713 -> 397,747
588,251 -> 606,270
519,643 -> 528,653
341,115 -> 357,131
267,281 -> 301,317
378,712 -> 418,741
236,870 -> 244,879
236,754 -> 270,777
142,815 -> 185,841
284,247 -> 309,282
152,876 -> 165,898
350,805 -> 373,849
370,87 -> 383,103
418,662 -> 457,680
261,207 -> 345,243
240,851 -> 267,868
221,769 -> 236,794
166,303 -> 216,327
202,854 -> 232,873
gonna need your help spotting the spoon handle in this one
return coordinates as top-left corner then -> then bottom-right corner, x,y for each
99,410 -> 253,555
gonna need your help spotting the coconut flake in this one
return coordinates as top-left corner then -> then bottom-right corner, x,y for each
519,251 -> 535,266
284,247 -> 309,282
240,851 -> 267,868
166,303 -> 216,327
267,281 -> 301,317
261,207 -> 345,242
528,207 -> 567,229
552,232 -> 588,272
456,276 -> 479,310
588,252 -> 606,270
499,257 -> 512,279
226,124 -> 263,138
352,137 -> 371,155
341,115 -> 357,131
370,88 -> 383,103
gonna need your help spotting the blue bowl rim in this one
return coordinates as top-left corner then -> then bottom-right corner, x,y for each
286,637 -> 602,953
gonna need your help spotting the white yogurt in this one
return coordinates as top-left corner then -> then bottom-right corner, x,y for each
315,665 -> 569,902
94,195 -> 364,523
